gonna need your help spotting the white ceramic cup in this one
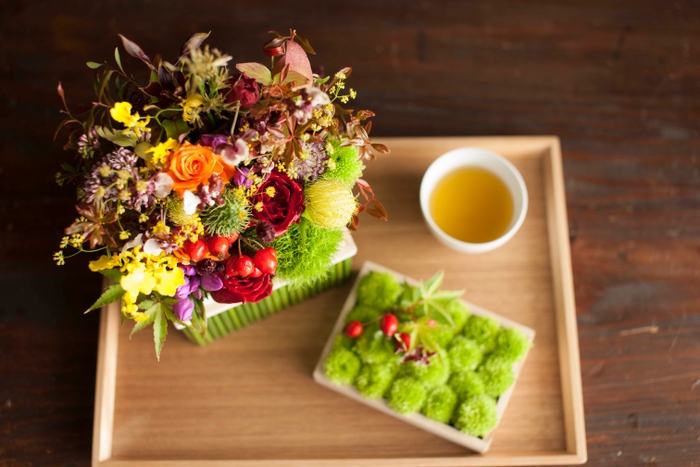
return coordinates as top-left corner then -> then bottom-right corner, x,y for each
420,147 -> 528,254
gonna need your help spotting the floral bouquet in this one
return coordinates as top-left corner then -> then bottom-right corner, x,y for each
54,30 -> 389,358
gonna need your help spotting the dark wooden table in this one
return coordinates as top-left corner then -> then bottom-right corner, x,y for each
1,1 -> 699,466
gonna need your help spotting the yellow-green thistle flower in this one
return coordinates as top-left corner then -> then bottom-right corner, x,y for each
305,179 -> 357,229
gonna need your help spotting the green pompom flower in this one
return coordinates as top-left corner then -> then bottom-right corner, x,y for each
386,377 -> 427,415
355,363 -> 397,399
333,334 -> 355,351
493,327 -> 530,363
305,179 -> 357,229
449,370 -> 485,400
448,300 -> 470,332
353,324 -> 397,365
345,304 -> 382,324
422,386 -> 458,424
321,141 -> 365,187
324,347 -> 361,386
478,355 -> 516,397
448,336 -> 483,373
399,351 -> 451,389
463,315 -> 501,352
453,394 -> 498,437
356,271 -> 402,311
432,328 -> 456,349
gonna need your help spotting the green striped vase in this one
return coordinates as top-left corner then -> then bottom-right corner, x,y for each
179,258 -> 353,345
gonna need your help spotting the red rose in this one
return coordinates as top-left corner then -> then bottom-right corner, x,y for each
225,73 -> 260,109
211,273 -> 273,304
252,171 -> 305,238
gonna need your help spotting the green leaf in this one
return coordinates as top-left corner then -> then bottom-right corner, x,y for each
86,284 -> 125,313
95,125 -> 134,147
134,141 -> 153,161
426,300 -> 453,327
282,70 -> 310,87
423,270 -> 444,297
430,290 -> 464,301
162,305 -> 190,328
98,268 -> 122,282
153,306 -> 168,360
130,303 -> 158,338
87,61 -> 103,69
114,47 -> 125,73
236,62 -> 273,85
138,300 -> 154,310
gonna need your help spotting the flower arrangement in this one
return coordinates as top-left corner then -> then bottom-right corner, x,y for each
54,30 -> 389,358
322,270 -> 531,439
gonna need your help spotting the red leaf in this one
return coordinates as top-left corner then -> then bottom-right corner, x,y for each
179,32 -> 210,59
118,34 -> 153,69
371,143 -> 391,154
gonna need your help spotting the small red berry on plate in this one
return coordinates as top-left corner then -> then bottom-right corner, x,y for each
208,236 -> 230,259
236,255 -> 255,277
344,321 -> 363,338
254,247 -> 277,274
380,313 -> 399,336
249,267 -> 263,278
426,319 -> 437,327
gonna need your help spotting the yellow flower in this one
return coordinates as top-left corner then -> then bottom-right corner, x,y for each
121,262 -> 157,298
89,254 -> 121,272
153,266 -> 185,297
133,312 -> 149,322
53,251 -> 65,266
152,220 -> 171,237
254,201 -> 264,212
110,101 -> 151,138
349,88 -> 357,99
340,96 -> 349,104
119,230 -> 131,240
59,236 -> 70,248
182,94 -> 204,123
265,186 -> 276,198
138,213 -> 149,223
147,138 -> 179,165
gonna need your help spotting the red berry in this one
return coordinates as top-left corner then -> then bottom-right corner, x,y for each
396,332 -> 411,351
225,232 -> 240,244
185,239 -> 208,263
208,236 -> 230,259
380,314 -> 399,336
236,255 -> 255,277
254,247 -> 277,274
426,319 -> 437,327
263,45 -> 285,57
344,321 -> 363,338
225,255 -> 240,277
249,267 -> 263,278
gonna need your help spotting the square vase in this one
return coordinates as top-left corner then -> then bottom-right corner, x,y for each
177,230 -> 357,345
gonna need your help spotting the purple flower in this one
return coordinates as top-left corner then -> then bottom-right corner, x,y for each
200,134 -> 229,149
201,273 -> 223,292
175,277 -> 192,300
173,297 -> 194,321
180,264 -> 196,277
233,167 -> 255,188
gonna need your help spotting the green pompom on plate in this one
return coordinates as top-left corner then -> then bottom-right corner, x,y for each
356,271 -> 402,311
386,377 -> 427,415
453,394 -> 498,437
324,347 -> 361,386
422,385 -> 458,424
448,336 -> 483,373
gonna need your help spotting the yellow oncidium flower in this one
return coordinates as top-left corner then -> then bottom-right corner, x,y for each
89,254 -> 122,272
182,94 -> 204,123
146,138 -> 179,165
133,312 -> 149,322
110,102 -> 151,138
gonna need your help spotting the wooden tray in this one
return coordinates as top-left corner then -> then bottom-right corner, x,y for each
92,136 -> 586,466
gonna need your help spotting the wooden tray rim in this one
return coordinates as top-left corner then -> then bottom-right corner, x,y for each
92,135 -> 586,466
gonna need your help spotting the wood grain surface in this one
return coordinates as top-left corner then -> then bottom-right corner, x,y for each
1,1 -> 699,466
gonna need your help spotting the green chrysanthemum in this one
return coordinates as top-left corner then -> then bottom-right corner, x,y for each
398,351 -> 451,389
386,377 -> 427,415
333,334 -> 355,351
199,188 -> 250,236
354,363 -> 397,399
493,327 -> 530,363
321,140 -> 365,187
449,370 -> 485,400
323,347 -> 361,386
422,386 -> 458,424
463,315 -> 501,352
268,219 -> 344,287
353,324 -> 398,365
448,336 -> 483,373
478,355 -> 515,397
453,394 -> 498,437
448,300 -> 470,332
356,271 -> 402,311
305,179 -> 357,229
345,304 -> 382,324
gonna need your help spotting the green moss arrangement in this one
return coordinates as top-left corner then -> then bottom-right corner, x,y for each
453,394 -> 498,437
399,351 -> 451,389
493,327 -> 530,363
355,363 -> 397,399
356,271 -> 402,311
449,370 -> 485,400
324,347 -> 361,386
441,300 -> 470,332
321,140 -> 365,187
353,324 -> 398,365
345,304 -> 382,324
386,377 -> 427,415
199,188 -> 250,236
463,315 -> 500,352
448,336 -> 483,373
479,355 -> 516,397
422,386 -> 458,424
432,328 -> 456,349
269,219 -> 344,287
333,334 -> 355,351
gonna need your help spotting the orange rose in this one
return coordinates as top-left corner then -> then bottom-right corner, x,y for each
167,142 -> 234,196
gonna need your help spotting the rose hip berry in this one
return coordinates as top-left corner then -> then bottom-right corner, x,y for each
396,332 -> 411,351
263,45 -> 285,57
225,255 -> 240,277
380,313 -> 399,336
344,321 -> 363,338
185,239 -> 208,263
208,236 -> 230,259
254,247 -> 277,274
236,255 -> 255,277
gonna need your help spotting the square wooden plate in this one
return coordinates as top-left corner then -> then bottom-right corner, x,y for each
92,136 -> 586,466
